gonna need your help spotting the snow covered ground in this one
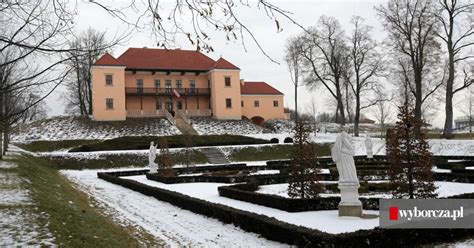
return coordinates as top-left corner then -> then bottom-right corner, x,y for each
119,175 -> 379,234
0,158 -> 55,247
60,169 -> 286,247
247,132 -> 474,157
191,117 -> 268,135
12,116 -> 180,142
257,182 -> 474,199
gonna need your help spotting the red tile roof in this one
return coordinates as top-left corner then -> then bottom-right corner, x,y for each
117,48 -> 217,71
213,57 -> 240,70
240,81 -> 283,95
93,53 -> 124,66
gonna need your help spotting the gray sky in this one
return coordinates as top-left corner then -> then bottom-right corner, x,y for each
46,0 -> 466,127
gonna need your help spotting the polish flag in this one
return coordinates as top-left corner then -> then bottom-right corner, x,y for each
172,89 -> 181,98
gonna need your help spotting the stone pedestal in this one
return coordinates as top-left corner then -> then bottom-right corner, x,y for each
338,181 -> 362,217
149,163 -> 158,174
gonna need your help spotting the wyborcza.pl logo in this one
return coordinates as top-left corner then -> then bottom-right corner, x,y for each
389,206 -> 464,221
380,199 -> 474,228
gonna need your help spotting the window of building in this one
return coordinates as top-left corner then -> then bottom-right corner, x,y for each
105,74 -> 113,85
189,80 -> 196,94
176,80 -> 182,89
154,79 -> 161,88
225,77 -> 231,87
137,79 -> 143,93
254,100 -> 259,107
106,98 -> 113,109
165,80 -> 172,93
273,100 -> 279,107
177,101 -> 183,110
208,79 -> 211,88
156,99 -> 162,110
241,101 -> 244,107
226,98 -> 232,108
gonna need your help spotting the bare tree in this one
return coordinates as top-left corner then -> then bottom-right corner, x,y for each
306,96 -> 318,135
457,86 -> 474,133
0,0 -> 76,158
284,35 -> 304,121
435,0 -> 474,138
344,16 -> 385,136
301,16 -> 349,125
377,0 -> 444,136
65,28 -> 116,115
373,88 -> 393,138
87,0 -> 304,63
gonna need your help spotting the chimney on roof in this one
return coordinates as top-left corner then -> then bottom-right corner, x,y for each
240,79 -> 245,86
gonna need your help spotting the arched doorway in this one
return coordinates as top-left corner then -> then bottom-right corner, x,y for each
250,116 -> 265,126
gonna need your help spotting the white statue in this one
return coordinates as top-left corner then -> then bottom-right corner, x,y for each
365,135 -> 373,159
331,131 -> 358,183
331,130 -> 362,217
149,141 -> 158,173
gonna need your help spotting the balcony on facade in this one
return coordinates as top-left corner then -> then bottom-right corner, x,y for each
125,87 -> 212,118
125,87 -> 211,96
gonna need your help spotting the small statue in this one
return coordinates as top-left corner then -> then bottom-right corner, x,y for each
149,141 -> 158,173
331,131 -> 358,183
365,135 -> 373,159
331,130 -> 362,217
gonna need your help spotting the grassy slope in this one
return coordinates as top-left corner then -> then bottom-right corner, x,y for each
45,150 -> 208,170
70,135 -> 270,152
16,139 -> 100,152
231,144 -> 331,161
12,155 -> 161,247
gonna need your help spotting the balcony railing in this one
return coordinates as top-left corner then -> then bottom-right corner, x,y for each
127,109 -> 212,118
127,110 -> 166,118
125,87 -> 210,96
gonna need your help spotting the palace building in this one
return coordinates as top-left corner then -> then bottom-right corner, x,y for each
91,47 -> 288,124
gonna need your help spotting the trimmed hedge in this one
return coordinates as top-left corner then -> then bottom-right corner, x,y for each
70,135 -> 271,152
218,183 -> 379,212
147,173 -> 289,184
98,170 -> 474,247
435,172 -> 474,183
173,163 -> 248,174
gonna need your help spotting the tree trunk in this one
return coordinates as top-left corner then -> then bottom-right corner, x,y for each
3,128 -> 7,155
294,85 -> 298,122
442,22 -> 455,139
414,71 -> 423,137
0,91 -> 3,159
2,92 -> 7,155
87,76 -> 93,115
354,95 -> 360,137
336,84 -> 345,125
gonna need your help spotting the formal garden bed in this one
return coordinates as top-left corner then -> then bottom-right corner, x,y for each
218,180 -> 474,212
97,169 -> 474,247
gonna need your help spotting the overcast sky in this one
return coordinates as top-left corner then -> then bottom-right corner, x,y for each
45,0 -> 468,127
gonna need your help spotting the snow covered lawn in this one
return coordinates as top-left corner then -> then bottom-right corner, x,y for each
0,158 -> 55,247
60,169 -> 286,247
122,175 -> 379,234
257,182 -> 474,199
12,116 -> 180,142
191,117 -> 267,135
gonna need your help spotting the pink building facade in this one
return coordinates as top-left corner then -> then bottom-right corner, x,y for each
91,48 -> 288,123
